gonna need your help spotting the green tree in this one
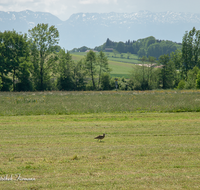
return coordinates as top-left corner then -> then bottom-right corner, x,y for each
140,56 -> 148,90
116,42 -> 125,53
182,27 -> 200,77
28,23 -> 59,90
148,56 -> 156,88
100,73 -> 110,90
85,50 -> 97,90
57,49 -> 74,90
0,77 -> 2,90
159,54 -> 175,89
0,32 -> 9,90
73,59 -> 87,90
16,61 -> 33,91
97,51 -> 110,90
196,71 -> 200,89
138,48 -> 146,58
147,43 -> 163,59
0,30 -> 29,91
177,80 -> 185,90
185,66 -> 200,89
113,49 -> 118,58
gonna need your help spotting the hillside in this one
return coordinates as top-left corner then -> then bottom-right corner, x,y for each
72,52 -> 139,79
72,36 -> 181,59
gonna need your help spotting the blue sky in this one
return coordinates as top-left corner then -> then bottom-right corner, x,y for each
0,0 -> 200,21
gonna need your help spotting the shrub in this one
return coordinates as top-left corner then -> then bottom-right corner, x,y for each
177,80 -> 185,89
196,71 -> 200,89
101,73 -> 110,90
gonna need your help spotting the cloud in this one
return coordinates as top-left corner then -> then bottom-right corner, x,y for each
0,0 -> 200,21
79,0 -> 117,5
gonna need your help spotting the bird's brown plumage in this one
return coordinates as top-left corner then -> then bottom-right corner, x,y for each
94,133 -> 105,141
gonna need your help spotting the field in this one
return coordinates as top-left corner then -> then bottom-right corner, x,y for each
0,91 -> 200,189
1,90 -> 200,116
71,52 -> 139,78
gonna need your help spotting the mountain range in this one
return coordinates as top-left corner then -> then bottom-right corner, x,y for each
0,10 -> 200,50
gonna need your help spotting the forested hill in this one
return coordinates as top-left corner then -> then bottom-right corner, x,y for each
71,36 -> 182,59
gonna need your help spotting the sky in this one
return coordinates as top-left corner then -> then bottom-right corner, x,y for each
0,0 -> 200,21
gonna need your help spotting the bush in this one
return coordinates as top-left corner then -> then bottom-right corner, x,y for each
196,71 -> 200,89
177,80 -> 185,90
101,73 -> 110,90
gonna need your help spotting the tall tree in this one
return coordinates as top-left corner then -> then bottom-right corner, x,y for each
85,50 -> 97,89
148,56 -> 156,88
73,59 -> 87,90
57,49 -> 74,90
97,51 -> 110,90
140,56 -> 148,90
28,23 -> 59,90
182,27 -> 200,77
0,30 -> 29,91
159,54 -> 175,89
116,42 -> 125,53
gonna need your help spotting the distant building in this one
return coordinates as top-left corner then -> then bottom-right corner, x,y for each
105,48 -> 114,52
85,50 -> 98,53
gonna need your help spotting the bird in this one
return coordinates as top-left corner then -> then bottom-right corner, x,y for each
94,133 -> 105,142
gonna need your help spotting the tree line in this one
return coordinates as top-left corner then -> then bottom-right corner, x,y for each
72,36 -> 181,60
98,28 -> 200,90
124,27 -> 200,90
1,25 -> 200,91
0,24 -> 111,91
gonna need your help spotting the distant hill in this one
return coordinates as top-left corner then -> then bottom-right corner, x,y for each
0,10 -> 200,50
71,36 -> 182,59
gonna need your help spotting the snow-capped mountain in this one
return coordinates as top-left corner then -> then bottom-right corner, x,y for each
68,11 -> 200,24
0,10 -> 62,31
1,10 -> 200,50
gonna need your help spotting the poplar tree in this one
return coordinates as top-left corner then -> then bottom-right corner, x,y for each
182,27 -> 200,77
159,54 -> 175,89
85,50 -> 97,89
97,51 -> 110,90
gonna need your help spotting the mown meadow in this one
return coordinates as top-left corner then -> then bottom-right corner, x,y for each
0,90 -> 200,189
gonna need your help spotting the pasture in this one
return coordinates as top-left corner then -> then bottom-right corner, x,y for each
0,91 -> 200,189
71,52 -> 138,78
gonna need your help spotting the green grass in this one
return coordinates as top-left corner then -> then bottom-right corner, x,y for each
0,112 -> 200,189
71,52 -> 139,79
108,60 -> 134,78
1,90 -> 200,116
71,53 -> 86,62
105,52 -> 140,64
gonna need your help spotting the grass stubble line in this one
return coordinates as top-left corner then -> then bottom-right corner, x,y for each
0,112 -> 200,189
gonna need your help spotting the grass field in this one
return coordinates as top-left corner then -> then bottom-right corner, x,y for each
71,52 -> 139,78
0,112 -> 200,189
1,90 -> 200,116
1,91 -> 200,189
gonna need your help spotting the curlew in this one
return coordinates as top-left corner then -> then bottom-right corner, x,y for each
94,133 -> 105,142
